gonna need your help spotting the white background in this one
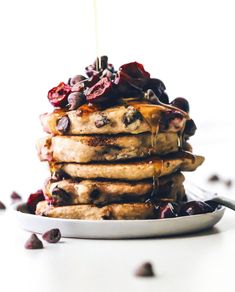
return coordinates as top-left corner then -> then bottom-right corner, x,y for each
0,0 -> 234,199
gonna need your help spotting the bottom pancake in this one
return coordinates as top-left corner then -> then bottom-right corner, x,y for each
36,201 -> 157,220
44,172 -> 186,206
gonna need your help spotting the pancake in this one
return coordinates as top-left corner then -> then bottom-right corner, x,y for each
50,152 -> 204,181
37,132 -> 182,163
36,201 -> 157,220
40,102 -> 187,135
44,172 -> 185,205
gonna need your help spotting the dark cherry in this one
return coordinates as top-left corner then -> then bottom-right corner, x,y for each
68,75 -> 86,86
171,97 -> 190,113
26,189 -> 45,214
154,201 -> 178,219
143,78 -> 168,103
179,201 -> 214,216
48,82 -> 71,108
119,62 -> 150,79
0,201 -> 6,210
183,119 -> 197,139
86,77 -> 117,103
134,262 -> 155,277
25,234 -> 43,249
42,228 -> 61,243
11,191 -> 22,201
84,73 -> 100,88
68,92 -> 86,110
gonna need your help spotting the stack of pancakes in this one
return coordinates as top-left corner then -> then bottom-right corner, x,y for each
35,101 -> 204,220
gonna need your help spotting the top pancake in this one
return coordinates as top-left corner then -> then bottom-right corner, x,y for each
40,102 -> 187,135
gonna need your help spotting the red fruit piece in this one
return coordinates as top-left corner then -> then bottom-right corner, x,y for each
115,62 -> 150,97
25,234 -> 43,249
179,201 -> 213,216
42,228 -> 61,243
26,189 -> 45,214
120,62 -> 150,79
48,82 -> 71,108
154,201 -> 178,219
0,201 -> 6,210
86,77 -> 117,103
11,191 -> 22,201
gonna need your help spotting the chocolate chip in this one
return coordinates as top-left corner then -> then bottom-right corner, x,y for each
51,187 -> 72,206
68,92 -> 86,110
122,106 -> 143,127
134,262 -> 155,277
24,234 -> 43,249
11,191 -> 22,201
0,201 -> 6,210
225,179 -> 232,188
42,228 -> 61,243
90,189 -> 101,201
100,55 -> 108,69
56,116 -> 70,134
95,114 -> 110,128
208,174 -> 220,182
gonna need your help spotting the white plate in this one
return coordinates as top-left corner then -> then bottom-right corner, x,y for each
11,183 -> 225,239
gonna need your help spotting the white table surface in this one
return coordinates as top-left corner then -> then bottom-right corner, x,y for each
0,206 -> 235,292
1,121 -> 235,292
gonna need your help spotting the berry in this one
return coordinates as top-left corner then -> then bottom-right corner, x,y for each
0,201 -> 6,210
143,78 -> 169,103
48,82 -> 71,108
26,189 -> 45,214
179,201 -> 213,216
171,97 -> 190,113
86,77 -> 117,103
154,201 -> 178,219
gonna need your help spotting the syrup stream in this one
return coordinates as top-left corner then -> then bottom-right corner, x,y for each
93,0 -> 101,70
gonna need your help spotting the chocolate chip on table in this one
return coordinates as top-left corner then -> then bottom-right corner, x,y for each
42,228 -> 61,243
11,191 -> 22,201
225,179 -> 232,188
134,262 -> 155,277
122,106 -> 143,127
208,174 -> 220,182
95,114 -> 110,128
24,234 -> 43,249
56,115 -> 70,134
0,201 -> 6,210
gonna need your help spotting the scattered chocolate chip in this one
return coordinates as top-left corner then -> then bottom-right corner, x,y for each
42,228 -> 61,243
225,179 -> 232,188
24,234 -> 43,249
122,106 -> 143,127
56,115 -> 70,134
208,174 -> 220,182
134,262 -> 155,277
95,114 -> 110,128
11,191 -> 22,201
0,201 -> 6,210
51,187 -> 72,206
